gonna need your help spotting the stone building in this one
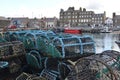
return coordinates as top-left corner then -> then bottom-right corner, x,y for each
59,7 -> 106,27
92,12 -> 106,26
29,17 -> 58,29
41,17 -> 58,29
11,17 -> 29,28
45,17 -> 58,28
112,13 -> 120,27
0,16 -> 10,28
105,17 -> 113,27
29,18 -> 41,29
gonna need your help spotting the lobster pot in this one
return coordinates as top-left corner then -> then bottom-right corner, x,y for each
66,59 -> 98,80
16,72 -> 46,80
40,69 -> 57,80
0,41 -> 25,58
80,36 -> 95,54
12,41 -> 25,54
64,45 -> 81,57
53,35 -> 95,58
0,42 -> 13,58
82,44 -> 95,53
66,65 -> 78,80
0,41 -> 26,73
101,50 -> 120,80
66,50 -> 120,80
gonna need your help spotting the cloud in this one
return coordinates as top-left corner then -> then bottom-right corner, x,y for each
4,0 -> 120,18
86,2 -> 103,10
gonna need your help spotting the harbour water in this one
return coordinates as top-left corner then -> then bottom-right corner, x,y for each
82,33 -> 120,53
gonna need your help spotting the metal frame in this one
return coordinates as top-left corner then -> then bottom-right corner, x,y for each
53,35 -> 95,58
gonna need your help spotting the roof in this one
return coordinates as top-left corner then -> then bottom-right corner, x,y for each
44,18 -> 58,22
12,17 -> 29,21
114,15 -> 120,19
0,20 -> 10,28
11,17 -> 29,22
0,16 -> 9,20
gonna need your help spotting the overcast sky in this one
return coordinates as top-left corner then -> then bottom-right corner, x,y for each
0,0 -> 120,18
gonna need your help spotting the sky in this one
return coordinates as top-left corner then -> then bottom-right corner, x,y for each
0,0 -> 120,18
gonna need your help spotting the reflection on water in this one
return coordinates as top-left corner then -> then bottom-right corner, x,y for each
82,33 -> 120,53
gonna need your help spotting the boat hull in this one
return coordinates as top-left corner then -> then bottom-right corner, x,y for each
64,29 -> 82,34
115,41 -> 120,48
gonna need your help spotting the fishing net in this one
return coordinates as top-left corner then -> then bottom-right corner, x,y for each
16,72 -> 46,80
66,50 -> 120,80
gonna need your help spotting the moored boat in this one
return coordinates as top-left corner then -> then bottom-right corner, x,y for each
115,41 -> 120,48
64,28 -> 82,34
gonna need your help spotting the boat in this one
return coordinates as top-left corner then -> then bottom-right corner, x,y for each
115,41 -> 120,48
100,26 -> 112,33
64,29 -> 82,34
64,25 -> 82,34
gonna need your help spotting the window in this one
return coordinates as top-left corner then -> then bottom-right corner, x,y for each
60,16 -> 63,19
68,12 -> 71,15
72,20 -> 74,22
60,13 -> 63,15
68,16 -> 71,18
86,19 -> 88,22
69,20 -> 71,22
81,19 -> 83,22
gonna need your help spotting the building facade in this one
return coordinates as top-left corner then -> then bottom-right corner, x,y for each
105,17 -> 113,27
59,7 -> 106,27
29,17 -> 58,29
11,17 -> 29,28
44,17 -> 58,29
29,18 -> 41,29
113,13 -> 120,27
0,16 -> 10,30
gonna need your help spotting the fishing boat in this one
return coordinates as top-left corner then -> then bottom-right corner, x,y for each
64,26 -> 82,34
64,29 -> 82,34
115,41 -> 120,48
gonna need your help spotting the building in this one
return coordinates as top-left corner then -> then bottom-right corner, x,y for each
10,17 -> 29,28
29,17 -> 58,29
42,17 -> 58,29
59,7 -> 106,27
113,13 -> 120,27
29,18 -> 41,29
92,12 -> 106,26
0,16 -> 10,30
105,17 -> 113,27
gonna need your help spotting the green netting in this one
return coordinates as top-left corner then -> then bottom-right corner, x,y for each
23,37 -> 35,50
37,37 -> 47,53
0,38 -> 6,43
46,43 -> 62,57
37,37 -> 61,57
